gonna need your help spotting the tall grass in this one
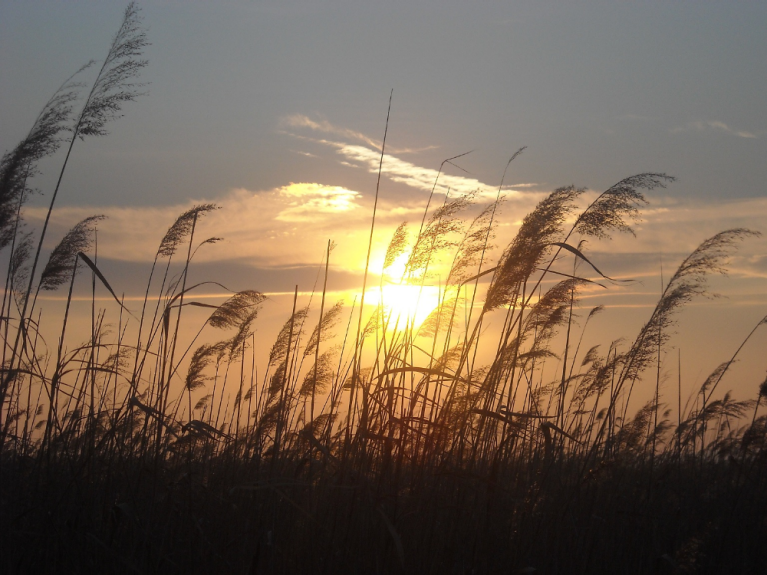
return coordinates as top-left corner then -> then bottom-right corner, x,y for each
1,5 -> 766,574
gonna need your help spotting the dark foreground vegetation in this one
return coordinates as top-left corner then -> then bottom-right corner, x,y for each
0,438 -> 765,575
2,4 -> 766,574
2,440 -> 767,574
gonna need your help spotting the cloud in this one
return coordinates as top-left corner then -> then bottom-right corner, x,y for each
336,144 -> 539,201
292,150 -> 318,158
275,183 -> 361,222
670,120 -> 759,139
282,113 -> 544,203
506,182 -> 541,188
24,187 -> 765,285
282,114 -> 382,149
281,113 -> 439,155
23,183 -> 373,271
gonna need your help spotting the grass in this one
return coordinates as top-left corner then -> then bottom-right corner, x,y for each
1,4 -> 766,574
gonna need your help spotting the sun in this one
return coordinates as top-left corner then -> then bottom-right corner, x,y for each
368,283 -> 441,330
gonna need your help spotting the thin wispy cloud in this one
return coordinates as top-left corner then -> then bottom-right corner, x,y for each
338,144 -> 507,199
282,114 -> 382,149
292,150 -> 318,158
332,142 -> 545,203
670,120 -> 759,139
282,115 -> 542,201
282,113 -> 439,155
507,182 -> 541,188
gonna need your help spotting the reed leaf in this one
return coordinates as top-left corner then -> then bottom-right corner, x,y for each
77,251 -> 132,315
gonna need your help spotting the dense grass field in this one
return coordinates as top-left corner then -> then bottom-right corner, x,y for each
2,4 -> 766,574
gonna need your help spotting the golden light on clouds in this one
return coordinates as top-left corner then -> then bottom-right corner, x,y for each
275,183 -> 361,222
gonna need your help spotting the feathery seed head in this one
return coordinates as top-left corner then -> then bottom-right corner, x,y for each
78,2 -> 149,139
758,375 -> 767,399
574,173 -> 673,240
447,199 -> 503,287
157,204 -> 219,257
208,290 -> 266,330
406,192 -> 473,280
186,344 -> 215,391
299,349 -> 337,397
485,186 -> 582,311
304,300 -> 344,357
621,228 -> 759,386
384,222 -> 409,272
0,69 -> 88,246
39,215 -> 105,291
268,306 -> 309,367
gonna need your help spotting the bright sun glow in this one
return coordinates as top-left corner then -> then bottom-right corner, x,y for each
382,251 -> 409,283
367,284 -> 441,330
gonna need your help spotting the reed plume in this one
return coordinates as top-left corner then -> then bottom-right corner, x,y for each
9,231 -> 34,308
405,192 -> 473,281
268,306 -> 309,369
186,344 -> 215,393
38,215 -> 106,292
383,222 -> 409,274
573,173 -> 674,239
484,186 -> 582,311
620,229 -> 760,389
299,349 -> 336,397
0,69 -> 86,248
157,204 -> 219,258
76,2 -> 148,139
304,300 -> 344,357
447,200 -> 501,287
209,290 -> 266,330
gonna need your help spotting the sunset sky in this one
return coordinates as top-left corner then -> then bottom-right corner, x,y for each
1,1 -> 766,406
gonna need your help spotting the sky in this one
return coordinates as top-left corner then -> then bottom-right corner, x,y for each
1,0 -> 766,409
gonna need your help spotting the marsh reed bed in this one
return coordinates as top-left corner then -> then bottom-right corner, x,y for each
2,4 -> 766,574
